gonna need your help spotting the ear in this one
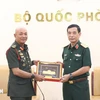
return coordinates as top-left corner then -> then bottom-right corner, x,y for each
79,32 -> 81,36
14,33 -> 16,37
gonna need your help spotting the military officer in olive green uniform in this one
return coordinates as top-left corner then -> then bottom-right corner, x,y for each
6,27 -> 44,100
60,24 -> 91,100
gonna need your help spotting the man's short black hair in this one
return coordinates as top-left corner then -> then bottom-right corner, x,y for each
67,24 -> 81,33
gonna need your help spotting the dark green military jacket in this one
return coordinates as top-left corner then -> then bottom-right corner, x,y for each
6,41 -> 35,97
62,41 -> 91,80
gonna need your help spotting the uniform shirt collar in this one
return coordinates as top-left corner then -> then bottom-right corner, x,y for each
12,41 -> 28,51
68,41 -> 81,49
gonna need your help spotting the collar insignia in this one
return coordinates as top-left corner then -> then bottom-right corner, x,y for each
20,47 -> 24,51
75,44 -> 79,49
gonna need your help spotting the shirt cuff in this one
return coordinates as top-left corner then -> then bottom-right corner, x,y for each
32,60 -> 34,65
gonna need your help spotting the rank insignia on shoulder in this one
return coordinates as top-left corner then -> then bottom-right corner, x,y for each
81,43 -> 88,48
64,44 -> 69,48
12,45 -> 16,48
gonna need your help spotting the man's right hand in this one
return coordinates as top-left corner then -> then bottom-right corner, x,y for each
34,74 -> 45,82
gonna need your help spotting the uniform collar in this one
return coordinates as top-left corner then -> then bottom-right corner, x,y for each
68,41 -> 81,49
12,41 -> 28,51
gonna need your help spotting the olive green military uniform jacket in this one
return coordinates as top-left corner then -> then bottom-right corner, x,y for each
62,41 -> 92,80
6,41 -> 35,97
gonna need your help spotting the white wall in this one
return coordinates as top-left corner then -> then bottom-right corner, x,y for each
0,0 -> 100,100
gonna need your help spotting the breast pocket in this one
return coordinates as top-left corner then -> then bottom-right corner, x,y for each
63,56 -> 68,61
73,56 -> 83,69
73,56 -> 82,61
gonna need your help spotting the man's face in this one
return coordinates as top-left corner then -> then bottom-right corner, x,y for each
67,27 -> 81,44
14,28 -> 28,45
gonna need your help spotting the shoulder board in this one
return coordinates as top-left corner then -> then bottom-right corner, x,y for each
80,43 -> 88,48
11,44 -> 16,48
63,44 -> 69,48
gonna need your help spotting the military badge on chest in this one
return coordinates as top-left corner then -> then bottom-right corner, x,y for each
74,54 -> 81,61
18,50 -> 26,66
64,54 -> 67,60
75,54 -> 81,57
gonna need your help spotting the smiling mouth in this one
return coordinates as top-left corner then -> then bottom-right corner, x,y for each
21,39 -> 27,40
70,39 -> 74,40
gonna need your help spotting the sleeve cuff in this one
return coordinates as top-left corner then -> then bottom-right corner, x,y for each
32,61 -> 34,65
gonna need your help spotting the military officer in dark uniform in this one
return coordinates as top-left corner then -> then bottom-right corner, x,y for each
6,27 -> 44,100
60,24 -> 91,100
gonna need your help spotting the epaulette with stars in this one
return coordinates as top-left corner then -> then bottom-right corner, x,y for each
80,43 -> 88,48
11,44 -> 16,48
6,44 -> 16,56
11,44 -> 21,60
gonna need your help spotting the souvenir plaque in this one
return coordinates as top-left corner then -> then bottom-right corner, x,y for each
36,61 -> 62,82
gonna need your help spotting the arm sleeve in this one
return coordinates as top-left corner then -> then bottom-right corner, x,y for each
6,48 -> 19,68
82,47 -> 92,67
62,48 -> 64,60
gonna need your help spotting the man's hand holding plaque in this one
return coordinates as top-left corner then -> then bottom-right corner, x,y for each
36,61 -> 63,82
